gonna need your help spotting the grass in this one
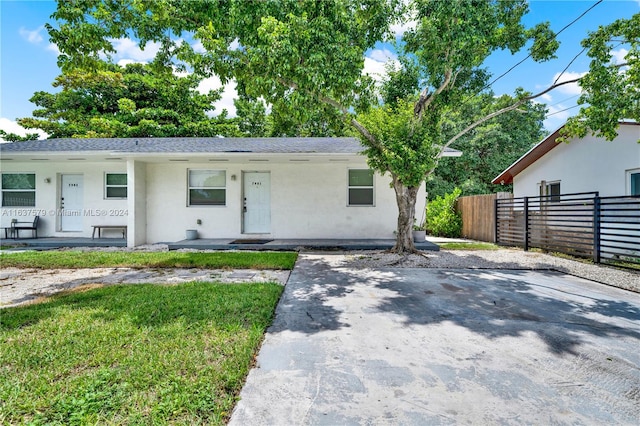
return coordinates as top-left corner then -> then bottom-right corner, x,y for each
0,250 -> 297,270
0,281 -> 283,425
439,242 -> 499,250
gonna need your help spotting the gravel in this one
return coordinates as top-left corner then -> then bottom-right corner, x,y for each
333,248 -> 639,293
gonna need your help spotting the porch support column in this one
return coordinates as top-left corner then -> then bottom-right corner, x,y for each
127,159 -> 147,248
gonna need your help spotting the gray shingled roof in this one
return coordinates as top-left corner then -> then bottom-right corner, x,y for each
0,137 -> 363,154
1,137 -> 462,156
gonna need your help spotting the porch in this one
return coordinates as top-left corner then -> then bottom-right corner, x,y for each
0,237 -> 439,252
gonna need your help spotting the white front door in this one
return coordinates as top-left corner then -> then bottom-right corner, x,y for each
60,174 -> 83,231
243,172 -> 271,234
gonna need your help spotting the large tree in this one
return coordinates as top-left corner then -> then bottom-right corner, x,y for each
47,0 -> 637,252
428,92 -> 547,199
18,62 -> 239,138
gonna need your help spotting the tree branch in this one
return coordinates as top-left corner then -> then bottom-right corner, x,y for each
276,76 -> 385,152
414,68 -> 453,119
435,62 -> 629,163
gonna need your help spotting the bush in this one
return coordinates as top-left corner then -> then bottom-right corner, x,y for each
426,188 -> 462,237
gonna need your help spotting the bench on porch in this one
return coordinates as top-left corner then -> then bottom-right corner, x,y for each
92,225 -> 127,239
3,216 -> 40,239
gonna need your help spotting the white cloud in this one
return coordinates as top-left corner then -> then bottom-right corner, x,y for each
193,40 -> 206,53
197,76 -> 238,117
368,48 -> 397,63
117,58 -> 146,67
109,38 -> 161,62
363,49 -> 399,82
611,48 -> 628,65
390,19 -> 417,37
47,43 -> 61,55
539,93 -> 553,102
0,118 -> 48,142
19,26 -> 44,44
551,71 -> 586,96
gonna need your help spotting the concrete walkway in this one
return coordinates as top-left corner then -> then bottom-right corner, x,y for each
230,254 -> 640,425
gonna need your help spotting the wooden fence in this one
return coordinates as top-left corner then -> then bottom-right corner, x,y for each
456,192 -> 511,242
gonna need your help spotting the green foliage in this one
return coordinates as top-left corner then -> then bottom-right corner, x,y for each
428,93 -> 547,199
561,14 -> 640,142
0,250 -> 297,270
426,188 -> 463,238
18,63 -> 240,138
439,242 -> 499,250
0,282 -> 283,424
356,99 -> 439,187
0,130 -> 40,142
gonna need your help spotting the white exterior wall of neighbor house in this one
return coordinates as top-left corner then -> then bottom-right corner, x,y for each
513,124 -> 640,198
0,162 -> 128,237
144,160 -> 423,243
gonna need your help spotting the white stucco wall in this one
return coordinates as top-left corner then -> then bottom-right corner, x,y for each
2,157 -> 426,243
0,162 -> 128,237
513,124 -> 640,198
127,160 -> 147,246
145,160 -> 425,242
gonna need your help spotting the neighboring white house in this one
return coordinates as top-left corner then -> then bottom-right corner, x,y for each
492,121 -> 640,198
0,137 -> 460,247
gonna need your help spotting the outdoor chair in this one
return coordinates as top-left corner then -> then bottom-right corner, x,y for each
11,216 -> 39,239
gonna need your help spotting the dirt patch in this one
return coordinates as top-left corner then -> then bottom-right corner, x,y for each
0,267 -> 290,308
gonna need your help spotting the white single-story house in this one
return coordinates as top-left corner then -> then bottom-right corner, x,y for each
492,121 -> 640,198
0,137 -> 460,247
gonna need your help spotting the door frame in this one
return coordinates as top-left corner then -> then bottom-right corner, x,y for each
241,171 -> 271,234
58,173 -> 84,232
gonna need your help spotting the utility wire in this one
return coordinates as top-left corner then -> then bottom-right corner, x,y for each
546,94 -> 579,108
461,0 -> 603,104
489,0 -> 602,91
546,104 -> 580,117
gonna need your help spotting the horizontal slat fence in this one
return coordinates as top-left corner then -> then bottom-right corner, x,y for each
495,192 -> 640,270
598,196 -> 640,268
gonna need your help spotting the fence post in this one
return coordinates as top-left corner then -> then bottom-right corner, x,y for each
494,198 -> 498,244
524,197 -> 529,251
593,196 -> 601,263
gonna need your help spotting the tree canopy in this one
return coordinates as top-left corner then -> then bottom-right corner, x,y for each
44,0 -> 638,252
428,92 -> 547,199
18,62 -> 239,138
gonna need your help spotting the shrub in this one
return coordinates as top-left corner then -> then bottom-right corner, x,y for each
426,188 -> 462,237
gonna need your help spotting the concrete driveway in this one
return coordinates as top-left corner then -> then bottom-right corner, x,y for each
230,254 -> 640,425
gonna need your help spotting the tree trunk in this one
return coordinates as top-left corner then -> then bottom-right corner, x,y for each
391,175 -> 420,253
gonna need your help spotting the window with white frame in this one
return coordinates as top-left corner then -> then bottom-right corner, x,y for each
105,173 -> 127,199
539,180 -> 560,202
629,170 -> 640,196
348,169 -> 374,206
1,173 -> 36,207
188,170 -> 226,206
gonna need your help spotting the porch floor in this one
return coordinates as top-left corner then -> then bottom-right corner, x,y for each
1,237 -> 126,249
1,237 -> 439,251
167,238 -> 439,251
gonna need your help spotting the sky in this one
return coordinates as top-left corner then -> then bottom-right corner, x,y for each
0,0 -> 638,140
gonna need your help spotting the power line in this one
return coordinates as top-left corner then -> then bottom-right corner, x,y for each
461,0 -> 603,105
546,104 -> 580,117
546,94 -> 580,108
485,0 -> 603,92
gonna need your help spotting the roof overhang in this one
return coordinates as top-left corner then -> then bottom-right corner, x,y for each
491,121 -> 640,186
0,151 -> 366,164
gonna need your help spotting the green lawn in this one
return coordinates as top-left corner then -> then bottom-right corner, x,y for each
438,242 -> 499,250
0,282 -> 283,425
0,250 -> 297,270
